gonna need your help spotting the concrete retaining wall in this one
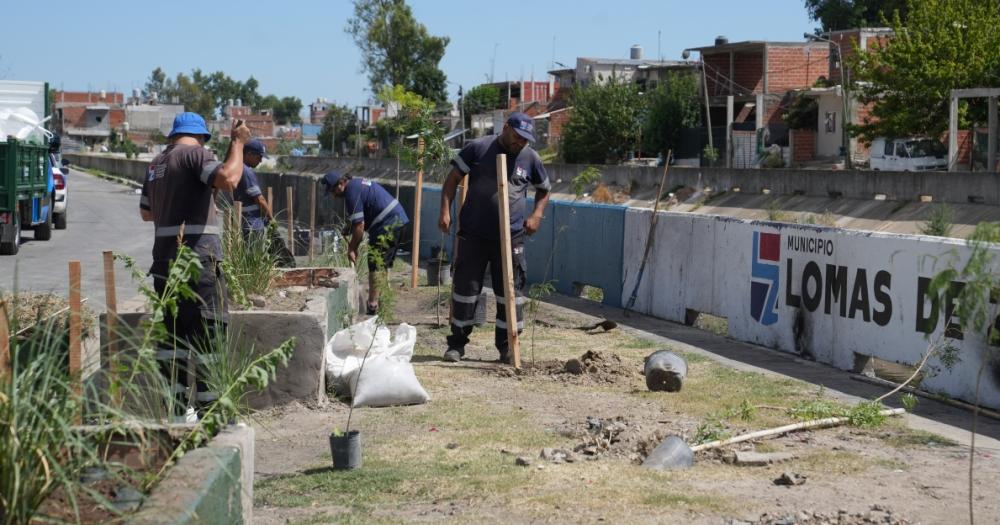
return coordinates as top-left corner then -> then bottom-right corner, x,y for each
128,423 -> 254,524
620,212 -> 1000,409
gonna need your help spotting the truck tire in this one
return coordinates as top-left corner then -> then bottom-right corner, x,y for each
54,210 -> 67,230
0,216 -> 20,255
34,206 -> 53,241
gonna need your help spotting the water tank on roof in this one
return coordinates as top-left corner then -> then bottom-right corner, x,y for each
630,44 -> 643,60
715,36 -> 729,46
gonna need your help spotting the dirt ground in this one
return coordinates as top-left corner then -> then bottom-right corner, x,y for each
251,273 -> 1000,525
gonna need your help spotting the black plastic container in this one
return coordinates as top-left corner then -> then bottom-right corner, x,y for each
329,430 -> 362,470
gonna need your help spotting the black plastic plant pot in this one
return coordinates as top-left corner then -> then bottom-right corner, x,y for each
329,430 -> 362,470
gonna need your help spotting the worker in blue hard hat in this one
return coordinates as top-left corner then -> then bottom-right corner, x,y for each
320,170 -> 409,316
140,111 -> 251,418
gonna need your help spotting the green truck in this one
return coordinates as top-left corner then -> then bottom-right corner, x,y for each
0,81 -> 54,255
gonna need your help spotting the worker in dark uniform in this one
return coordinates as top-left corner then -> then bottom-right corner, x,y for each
139,112 -> 251,416
437,112 -> 551,364
233,139 -> 295,266
321,171 -> 409,315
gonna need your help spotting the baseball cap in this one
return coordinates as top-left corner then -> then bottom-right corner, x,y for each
506,112 -> 536,142
320,170 -> 348,189
169,112 -> 211,140
244,139 -> 268,158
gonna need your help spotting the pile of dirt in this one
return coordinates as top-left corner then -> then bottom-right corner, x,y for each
490,350 -> 639,385
1,292 -> 97,336
741,505 -> 910,524
560,416 -> 675,464
233,286 -> 312,312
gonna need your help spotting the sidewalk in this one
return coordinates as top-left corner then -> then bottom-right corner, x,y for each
544,293 -> 1000,452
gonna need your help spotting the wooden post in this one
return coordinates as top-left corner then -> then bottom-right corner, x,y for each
267,186 -> 274,211
69,261 -> 83,418
0,302 -> 10,376
102,251 -> 118,358
235,201 -> 243,233
286,186 -> 295,254
410,138 -> 425,288
309,179 -> 317,261
495,153 -> 520,368
102,251 -> 119,405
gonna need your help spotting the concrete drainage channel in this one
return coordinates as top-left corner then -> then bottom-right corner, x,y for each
96,267 -> 358,524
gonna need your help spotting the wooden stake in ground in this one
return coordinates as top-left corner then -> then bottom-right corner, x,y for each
102,250 -> 118,363
448,176 -> 470,322
309,179 -> 317,262
410,137 -> 425,288
0,302 -> 10,376
624,150 -> 672,313
495,153 -> 521,368
235,201 -> 243,232
68,260 -> 83,420
286,186 -> 295,254
267,186 -> 274,212
103,251 -> 121,406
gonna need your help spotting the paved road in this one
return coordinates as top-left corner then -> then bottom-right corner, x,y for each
0,169 -> 152,306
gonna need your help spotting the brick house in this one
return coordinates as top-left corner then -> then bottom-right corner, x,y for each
53,91 -> 126,147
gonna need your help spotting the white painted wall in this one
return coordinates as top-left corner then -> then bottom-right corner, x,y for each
623,211 -> 1000,408
816,94 -> 843,158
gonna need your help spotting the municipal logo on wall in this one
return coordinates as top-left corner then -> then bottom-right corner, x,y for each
750,231 -> 781,325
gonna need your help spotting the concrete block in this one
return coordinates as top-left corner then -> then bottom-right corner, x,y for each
128,446 -> 242,525
732,450 -> 797,466
211,424 -> 255,525
234,312 -> 326,409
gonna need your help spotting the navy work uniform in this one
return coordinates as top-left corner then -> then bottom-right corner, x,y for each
339,176 -> 409,273
141,140 -> 228,413
446,134 -> 551,359
234,165 -> 266,231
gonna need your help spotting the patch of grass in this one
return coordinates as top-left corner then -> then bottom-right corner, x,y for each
920,203 -> 953,237
884,428 -> 959,448
875,458 -> 910,471
766,200 -> 793,222
580,285 -> 604,302
694,313 -> 728,337
795,450 -> 869,475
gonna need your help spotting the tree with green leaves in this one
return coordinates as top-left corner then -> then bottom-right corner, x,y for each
642,71 -> 700,158
804,0 -> 908,31
561,78 -> 647,164
461,84 -> 502,128
376,85 -> 451,172
849,0 -> 1000,144
318,104 -> 359,154
345,0 -> 450,105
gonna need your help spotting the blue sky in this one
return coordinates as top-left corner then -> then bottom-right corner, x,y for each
5,0 -> 816,110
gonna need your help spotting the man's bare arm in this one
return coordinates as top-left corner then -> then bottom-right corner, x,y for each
212,120 -> 252,192
438,167 -> 462,233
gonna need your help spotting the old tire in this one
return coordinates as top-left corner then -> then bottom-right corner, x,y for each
54,210 -> 67,230
0,217 -> 21,255
34,207 -> 53,241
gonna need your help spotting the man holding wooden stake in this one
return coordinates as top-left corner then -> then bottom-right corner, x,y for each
140,112 -> 250,415
439,112 -> 550,364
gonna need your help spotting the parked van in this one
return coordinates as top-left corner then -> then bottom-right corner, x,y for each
869,137 -> 947,171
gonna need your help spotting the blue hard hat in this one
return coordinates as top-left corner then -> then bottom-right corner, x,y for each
169,112 -> 212,140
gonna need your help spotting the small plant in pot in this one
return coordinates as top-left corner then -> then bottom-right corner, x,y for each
329,233 -> 397,470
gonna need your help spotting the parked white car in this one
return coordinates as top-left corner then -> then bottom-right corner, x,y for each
50,154 -> 68,229
869,137 -> 947,171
